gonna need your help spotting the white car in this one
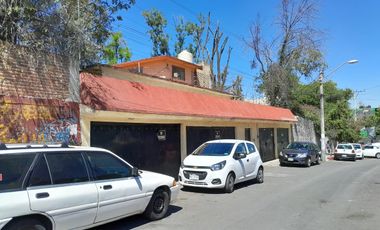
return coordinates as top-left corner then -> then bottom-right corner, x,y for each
0,143 -> 179,230
363,145 -> 380,159
334,143 -> 356,161
178,139 -> 264,193
351,143 -> 364,159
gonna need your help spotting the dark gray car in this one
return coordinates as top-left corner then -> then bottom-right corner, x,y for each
279,142 -> 321,167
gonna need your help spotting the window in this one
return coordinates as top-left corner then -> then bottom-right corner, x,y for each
172,66 -> 185,81
0,153 -> 36,191
235,143 -> 248,154
86,151 -> 132,180
28,156 -> 52,187
45,152 -> 89,185
364,146 -> 374,149
246,143 -> 256,154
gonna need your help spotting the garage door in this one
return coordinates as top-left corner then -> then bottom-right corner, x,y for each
259,128 -> 275,162
90,122 -> 180,178
186,127 -> 235,155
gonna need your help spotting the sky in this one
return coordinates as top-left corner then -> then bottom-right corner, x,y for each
114,0 -> 380,108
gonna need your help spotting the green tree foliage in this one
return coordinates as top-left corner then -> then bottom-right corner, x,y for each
103,32 -> 131,64
174,17 -> 186,56
142,9 -> 170,56
0,0 -> 135,68
293,80 -> 357,143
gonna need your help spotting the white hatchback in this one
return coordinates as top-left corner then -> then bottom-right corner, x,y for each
0,143 -> 179,230
178,139 -> 264,193
363,145 -> 380,159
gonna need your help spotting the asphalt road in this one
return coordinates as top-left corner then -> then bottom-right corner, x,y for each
93,159 -> 380,230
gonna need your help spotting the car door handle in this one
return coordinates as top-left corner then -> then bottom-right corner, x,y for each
36,192 -> 49,199
103,185 -> 112,190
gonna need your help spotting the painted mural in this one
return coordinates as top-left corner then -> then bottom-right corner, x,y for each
0,96 -> 80,145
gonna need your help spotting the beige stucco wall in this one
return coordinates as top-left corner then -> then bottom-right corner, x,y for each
80,105 -> 293,161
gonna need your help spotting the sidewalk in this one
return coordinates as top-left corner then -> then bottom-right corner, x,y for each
263,159 -> 280,167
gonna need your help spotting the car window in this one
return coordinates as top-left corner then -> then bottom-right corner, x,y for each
235,143 -> 248,154
353,145 -> 361,150
364,146 -> 373,149
337,144 -> 352,150
246,143 -> 256,154
28,155 -> 52,187
86,151 -> 132,180
45,152 -> 89,185
192,143 -> 234,156
0,153 -> 36,192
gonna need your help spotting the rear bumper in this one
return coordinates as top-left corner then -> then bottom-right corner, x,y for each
334,153 -> 356,160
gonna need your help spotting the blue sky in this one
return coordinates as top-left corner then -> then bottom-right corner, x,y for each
115,0 -> 380,107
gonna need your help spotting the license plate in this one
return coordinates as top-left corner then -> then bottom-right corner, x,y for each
342,154 -> 347,157
189,174 -> 199,180
288,158 -> 294,161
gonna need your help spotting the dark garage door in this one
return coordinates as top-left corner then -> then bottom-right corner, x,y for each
259,128 -> 275,162
186,126 -> 235,155
91,122 -> 180,178
277,128 -> 289,156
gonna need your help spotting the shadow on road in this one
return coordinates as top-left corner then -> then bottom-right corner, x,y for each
180,180 -> 260,194
91,205 -> 183,230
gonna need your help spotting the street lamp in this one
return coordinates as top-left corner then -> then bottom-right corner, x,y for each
320,59 -> 358,161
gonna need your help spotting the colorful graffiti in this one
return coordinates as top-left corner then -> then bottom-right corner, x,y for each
0,96 -> 80,145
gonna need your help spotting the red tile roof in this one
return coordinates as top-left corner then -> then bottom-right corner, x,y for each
80,73 -> 297,122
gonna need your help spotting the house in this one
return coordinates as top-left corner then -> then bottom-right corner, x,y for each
80,55 -> 297,178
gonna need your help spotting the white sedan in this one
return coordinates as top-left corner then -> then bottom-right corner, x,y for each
178,139 -> 264,193
363,145 -> 380,159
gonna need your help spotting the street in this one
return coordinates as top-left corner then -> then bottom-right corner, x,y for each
93,159 -> 380,230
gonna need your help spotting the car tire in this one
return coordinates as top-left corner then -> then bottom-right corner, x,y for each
279,161 -> 285,167
144,189 -> 170,221
224,173 -> 235,193
315,156 -> 320,165
376,153 -> 380,159
4,217 -> 50,230
305,158 -> 311,167
254,167 -> 264,184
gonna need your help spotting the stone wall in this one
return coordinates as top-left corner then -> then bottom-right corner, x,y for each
292,116 -> 317,144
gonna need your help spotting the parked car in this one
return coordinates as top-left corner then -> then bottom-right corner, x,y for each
0,143 -> 179,230
363,145 -> 380,159
351,143 -> 364,159
178,139 -> 264,193
279,141 -> 320,167
334,143 -> 356,161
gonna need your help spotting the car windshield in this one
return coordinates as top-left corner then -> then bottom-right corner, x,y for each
192,143 -> 234,156
286,142 -> 308,150
337,144 -> 352,149
353,145 -> 361,149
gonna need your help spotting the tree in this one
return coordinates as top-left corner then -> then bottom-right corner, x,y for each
174,16 -> 186,56
185,14 -> 207,63
0,0 -> 136,68
246,0 -> 325,108
228,76 -> 244,100
206,15 -> 232,91
142,9 -> 170,56
103,32 -> 131,64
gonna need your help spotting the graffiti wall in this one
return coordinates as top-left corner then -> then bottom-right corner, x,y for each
0,96 -> 80,145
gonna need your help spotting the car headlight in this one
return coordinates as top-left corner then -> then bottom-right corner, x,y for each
210,160 -> 226,171
298,153 -> 307,158
279,151 -> 283,156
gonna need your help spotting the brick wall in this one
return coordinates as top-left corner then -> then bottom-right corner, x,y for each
0,41 -> 72,100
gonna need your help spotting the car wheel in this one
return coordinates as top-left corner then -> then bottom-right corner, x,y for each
279,161 -> 285,167
224,173 -> 235,193
254,167 -> 264,184
376,153 -> 380,159
4,217 -> 49,230
305,158 -> 311,167
144,189 -> 170,220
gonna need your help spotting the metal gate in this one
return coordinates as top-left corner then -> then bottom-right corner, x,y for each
186,127 -> 235,155
90,122 -> 180,178
259,128 -> 275,162
277,128 -> 289,156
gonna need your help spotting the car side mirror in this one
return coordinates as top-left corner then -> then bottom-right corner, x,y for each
131,167 -> 140,177
235,152 -> 246,159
